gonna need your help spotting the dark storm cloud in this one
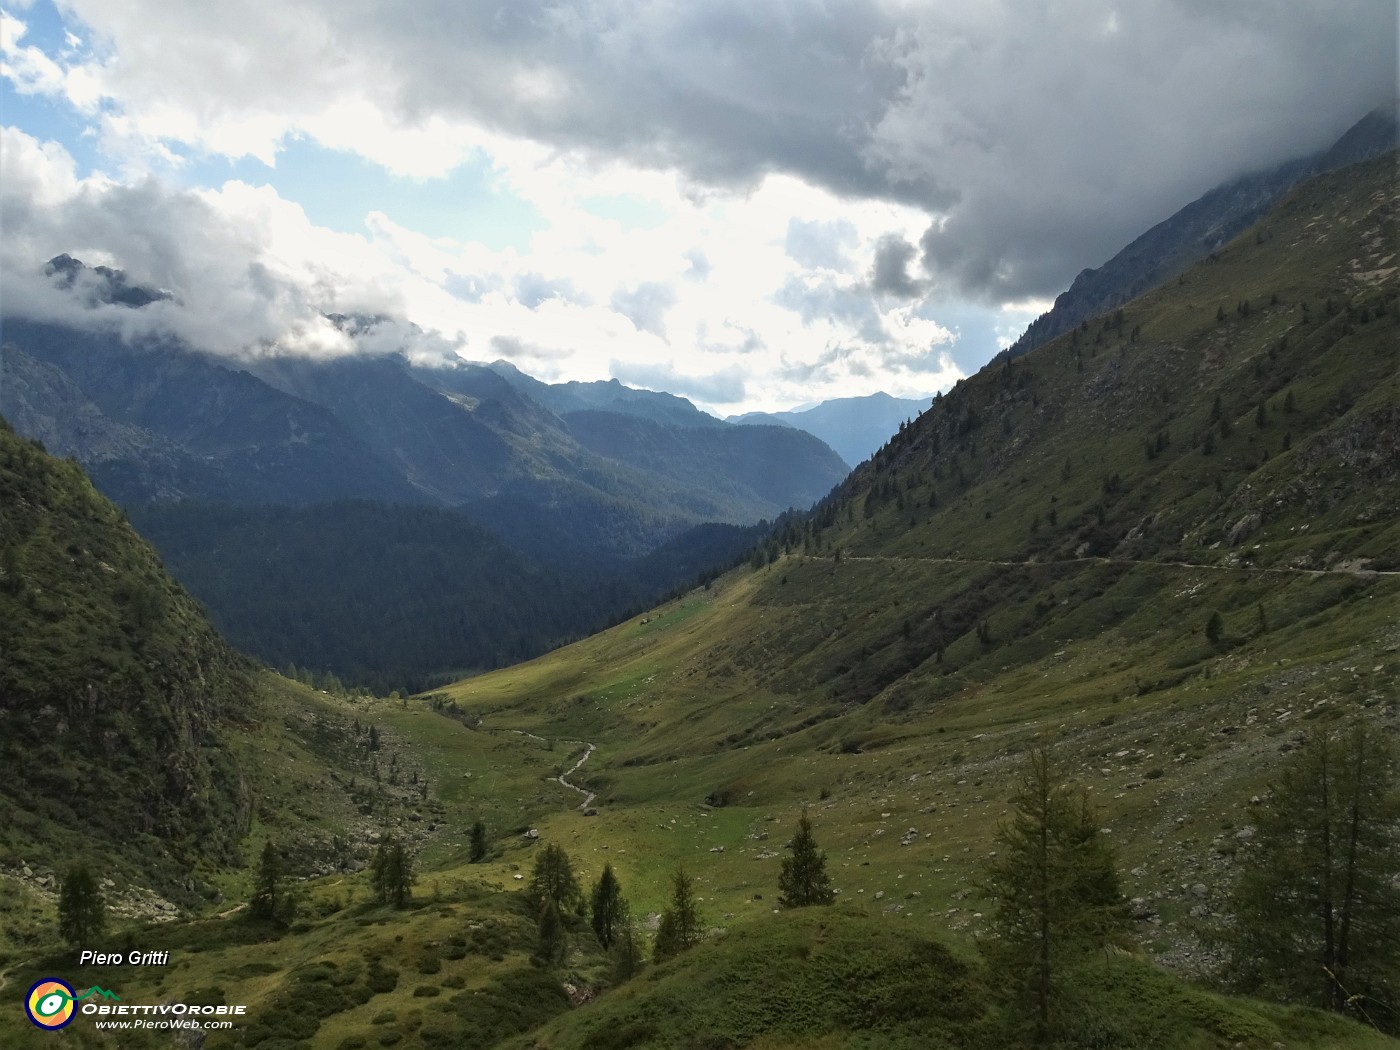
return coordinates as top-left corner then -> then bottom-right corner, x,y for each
49,0 -> 1400,301
364,0 -> 1394,300
870,234 -> 925,299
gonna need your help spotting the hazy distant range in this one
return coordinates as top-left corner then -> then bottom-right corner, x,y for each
729,392 -> 931,468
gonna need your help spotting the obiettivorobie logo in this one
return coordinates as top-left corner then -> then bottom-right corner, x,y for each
24,979 -> 118,1030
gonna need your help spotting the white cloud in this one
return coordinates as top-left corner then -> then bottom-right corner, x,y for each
4,0 -> 1386,305
1,120 -> 971,411
1,0 -> 1390,419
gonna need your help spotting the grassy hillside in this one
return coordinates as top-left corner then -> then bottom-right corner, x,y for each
0,418 -> 254,885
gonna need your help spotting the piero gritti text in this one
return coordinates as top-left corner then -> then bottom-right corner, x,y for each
79,949 -> 170,966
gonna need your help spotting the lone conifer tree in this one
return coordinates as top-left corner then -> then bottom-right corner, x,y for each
250,841 -> 283,921
778,809 -> 835,907
58,863 -> 105,947
982,747 -> 1128,1043
589,862 -> 626,949
1225,721 -> 1399,1023
468,820 -> 488,863
371,834 -> 413,908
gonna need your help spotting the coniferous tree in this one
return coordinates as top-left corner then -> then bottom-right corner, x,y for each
590,863 -> 626,949
469,820 -> 488,863
778,809 -> 835,908
250,841 -> 283,921
371,834 -> 413,907
612,904 -> 645,982
58,863 -> 105,948
1205,611 -> 1224,645
981,748 -> 1128,1044
526,843 -> 582,913
1224,721 -> 1400,1026
653,867 -> 703,963
533,898 -> 567,968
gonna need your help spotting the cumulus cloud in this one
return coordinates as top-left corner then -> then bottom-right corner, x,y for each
3,0 -> 1387,412
610,281 -> 677,339
8,0 -> 1391,303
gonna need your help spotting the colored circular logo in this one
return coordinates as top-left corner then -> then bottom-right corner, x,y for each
25,979 -> 76,1030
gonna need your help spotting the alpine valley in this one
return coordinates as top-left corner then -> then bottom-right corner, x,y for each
1,137 -> 1398,1050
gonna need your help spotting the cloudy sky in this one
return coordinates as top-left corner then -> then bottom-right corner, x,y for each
1,0 -> 1393,413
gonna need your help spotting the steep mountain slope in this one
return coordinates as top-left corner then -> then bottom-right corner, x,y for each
426,153 -> 1398,1007
0,320 -> 418,505
731,390 -> 930,467
1002,103 -> 1398,362
0,417 -> 253,883
125,501 -> 758,692
0,419 -> 442,926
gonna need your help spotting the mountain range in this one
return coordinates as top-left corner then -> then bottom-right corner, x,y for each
0,287 -> 850,686
728,391 -> 930,467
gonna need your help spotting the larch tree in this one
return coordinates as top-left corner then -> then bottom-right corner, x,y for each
981,747 -> 1128,1044
1225,720 -> 1399,1027
371,834 -> 414,908
469,820 -> 488,863
58,863 -> 106,948
250,841 -> 283,921
526,843 -> 582,914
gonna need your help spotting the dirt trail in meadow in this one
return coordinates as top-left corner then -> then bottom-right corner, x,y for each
828,553 -> 1397,578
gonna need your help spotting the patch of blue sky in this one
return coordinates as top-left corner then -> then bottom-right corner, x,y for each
915,301 -> 1006,374
0,78 -> 105,177
579,193 -> 672,231
177,136 -> 545,251
7,0 -> 75,55
2,0 -> 106,176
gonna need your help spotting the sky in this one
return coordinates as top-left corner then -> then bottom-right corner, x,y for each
0,1 -> 1394,415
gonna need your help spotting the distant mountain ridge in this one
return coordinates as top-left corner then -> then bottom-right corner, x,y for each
1001,103 -> 1400,362
1,273 -> 849,555
0,273 -> 849,685
483,359 -> 725,429
730,391 -> 930,468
